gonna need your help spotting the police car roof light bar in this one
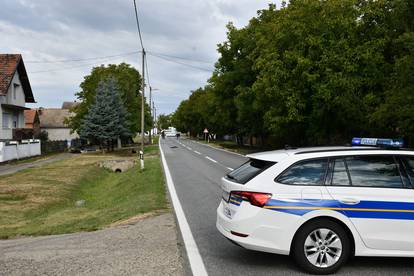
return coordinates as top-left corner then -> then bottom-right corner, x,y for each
352,137 -> 404,148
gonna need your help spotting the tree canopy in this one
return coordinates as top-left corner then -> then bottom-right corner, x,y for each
172,0 -> 414,147
69,63 -> 152,136
157,114 -> 172,130
79,78 -> 130,146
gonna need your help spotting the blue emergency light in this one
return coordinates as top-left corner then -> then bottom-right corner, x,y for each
352,137 -> 404,148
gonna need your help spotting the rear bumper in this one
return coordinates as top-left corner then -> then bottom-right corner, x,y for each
216,201 -> 293,255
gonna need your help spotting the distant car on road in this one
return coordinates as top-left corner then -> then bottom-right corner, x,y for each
164,127 -> 177,137
217,138 -> 414,274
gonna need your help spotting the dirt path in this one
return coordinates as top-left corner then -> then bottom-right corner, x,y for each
0,213 -> 183,276
0,153 -> 72,176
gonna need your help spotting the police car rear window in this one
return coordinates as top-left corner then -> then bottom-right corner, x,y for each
226,159 -> 275,184
277,158 -> 328,185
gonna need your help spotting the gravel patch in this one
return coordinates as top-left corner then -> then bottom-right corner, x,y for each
0,213 -> 183,276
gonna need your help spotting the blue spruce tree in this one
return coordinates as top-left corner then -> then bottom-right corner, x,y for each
80,77 -> 131,150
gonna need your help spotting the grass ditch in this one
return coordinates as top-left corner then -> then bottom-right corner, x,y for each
0,144 -> 166,239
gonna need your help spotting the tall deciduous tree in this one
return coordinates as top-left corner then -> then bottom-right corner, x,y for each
157,114 -> 172,130
79,78 -> 130,148
173,0 -> 414,147
68,63 -> 152,136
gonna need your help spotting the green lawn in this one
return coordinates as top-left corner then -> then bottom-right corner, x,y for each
0,144 -> 167,239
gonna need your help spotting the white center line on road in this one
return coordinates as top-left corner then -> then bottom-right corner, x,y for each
194,151 -> 201,155
205,156 -> 218,163
159,140 -> 208,276
187,147 -> 192,150
226,167 -> 234,171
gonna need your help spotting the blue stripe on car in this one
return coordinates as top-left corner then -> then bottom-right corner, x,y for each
264,199 -> 414,220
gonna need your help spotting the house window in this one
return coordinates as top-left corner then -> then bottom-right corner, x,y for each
2,113 -> 10,129
13,83 -> 19,100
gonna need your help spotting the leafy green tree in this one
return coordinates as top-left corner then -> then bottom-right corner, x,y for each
79,78 -> 130,149
157,114 -> 172,130
172,99 -> 191,133
173,0 -> 414,147
69,63 -> 152,136
370,0 -> 414,143
172,87 -> 217,136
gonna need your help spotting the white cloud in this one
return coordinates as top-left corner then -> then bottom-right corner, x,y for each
0,0 -> 281,114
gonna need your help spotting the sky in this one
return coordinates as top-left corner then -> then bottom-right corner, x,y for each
0,0 -> 281,115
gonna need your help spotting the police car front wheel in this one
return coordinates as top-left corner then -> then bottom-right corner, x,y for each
292,219 -> 351,274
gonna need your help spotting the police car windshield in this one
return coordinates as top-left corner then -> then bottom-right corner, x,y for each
227,159 -> 275,184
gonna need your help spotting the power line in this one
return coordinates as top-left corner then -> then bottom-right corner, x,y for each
25,51 -> 141,64
133,0 -> 144,50
148,51 -> 213,64
30,55 -> 134,74
27,51 -> 213,74
148,52 -> 213,72
145,54 -> 151,88
26,50 -> 213,70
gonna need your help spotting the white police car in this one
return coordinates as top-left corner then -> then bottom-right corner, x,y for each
216,138 -> 414,274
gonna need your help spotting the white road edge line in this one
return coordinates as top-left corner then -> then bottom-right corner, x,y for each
205,156 -> 218,163
159,140 -> 208,276
226,167 -> 234,171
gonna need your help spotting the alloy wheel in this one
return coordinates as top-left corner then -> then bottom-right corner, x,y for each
304,228 -> 343,268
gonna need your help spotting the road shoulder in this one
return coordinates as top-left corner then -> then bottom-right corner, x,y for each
0,212 -> 184,276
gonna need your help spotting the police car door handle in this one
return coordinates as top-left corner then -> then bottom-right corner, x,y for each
339,198 -> 360,205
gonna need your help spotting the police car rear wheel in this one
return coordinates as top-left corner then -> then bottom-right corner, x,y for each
293,219 -> 350,274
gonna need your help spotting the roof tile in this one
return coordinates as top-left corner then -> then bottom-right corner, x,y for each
0,54 -> 22,95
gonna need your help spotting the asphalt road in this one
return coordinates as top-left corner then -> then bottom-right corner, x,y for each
160,137 -> 414,276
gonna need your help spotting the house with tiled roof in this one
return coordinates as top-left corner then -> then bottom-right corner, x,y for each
61,101 -> 80,110
24,109 -> 40,136
38,107 -> 79,142
0,54 -> 35,141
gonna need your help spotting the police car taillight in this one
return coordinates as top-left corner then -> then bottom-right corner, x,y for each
230,191 -> 272,207
352,137 -> 404,148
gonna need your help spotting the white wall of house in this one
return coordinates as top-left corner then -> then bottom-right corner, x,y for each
0,71 -> 27,140
5,71 -> 26,107
0,141 -> 41,162
42,128 -> 79,141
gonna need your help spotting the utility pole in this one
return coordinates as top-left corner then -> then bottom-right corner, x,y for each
140,49 -> 146,170
148,88 -> 159,143
149,86 -> 152,144
153,102 -> 156,134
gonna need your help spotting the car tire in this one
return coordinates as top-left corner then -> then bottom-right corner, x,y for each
292,219 -> 351,275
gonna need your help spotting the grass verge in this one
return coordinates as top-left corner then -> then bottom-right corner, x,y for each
0,144 -> 166,239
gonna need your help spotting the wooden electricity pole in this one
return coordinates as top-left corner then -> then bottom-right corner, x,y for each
149,86 -> 152,144
140,49 -> 146,170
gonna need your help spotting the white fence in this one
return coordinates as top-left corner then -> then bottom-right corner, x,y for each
0,140 -> 41,162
